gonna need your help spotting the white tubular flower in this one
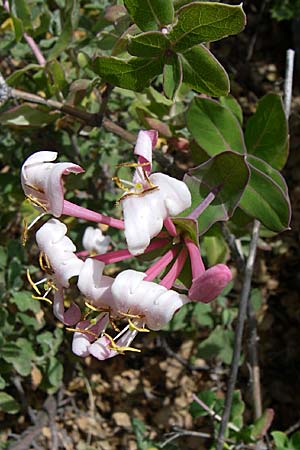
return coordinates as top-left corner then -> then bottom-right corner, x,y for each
111,269 -> 189,331
119,130 -> 191,256
121,172 -> 191,256
77,258 -> 115,309
35,218 -> 84,288
21,151 -> 83,217
82,226 -> 110,255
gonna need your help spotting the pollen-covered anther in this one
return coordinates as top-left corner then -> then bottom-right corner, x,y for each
103,332 -> 141,354
44,279 -> 58,291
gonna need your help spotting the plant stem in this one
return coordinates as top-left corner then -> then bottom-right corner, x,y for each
5,86 -> 136,143
216,220 -> 260,450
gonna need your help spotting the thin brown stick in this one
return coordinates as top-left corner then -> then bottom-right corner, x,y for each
216,220 -> 261,450
6,86 -> 136,143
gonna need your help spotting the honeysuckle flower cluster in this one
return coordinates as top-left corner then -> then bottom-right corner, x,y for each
22,130 -> 232,360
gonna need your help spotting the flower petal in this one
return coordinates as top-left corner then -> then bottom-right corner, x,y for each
111,269 -> 189,330
122,189 -> 167,255
133,130 -> 158,173
21,151 -> 83,217
36,218 -> 84,287
53,287 -> 81,325
150,172 -> 191,216
82,226 -> 110,254
77,258 -> 114,308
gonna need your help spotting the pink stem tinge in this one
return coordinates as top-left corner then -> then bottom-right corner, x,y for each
159,247 -> 188,289
163,217 -> 178,237
184,238 -> 205,279
3,1 -> 46,66
94,239 -> 170,265
63,200 -> 125,230
188,191 -> 217,221
144,246 -> 179,282
24,33 -> 46,66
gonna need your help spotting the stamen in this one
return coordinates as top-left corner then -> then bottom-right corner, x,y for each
22,220 -> 28,246
116,162 -> 150,168
66,327 -> 99,339
27,212 -> 46,231
128,319 -> 149,333
26,194 -> 48,212
39,252 -> 52,272
118,311 -> 144,319
120,185 -> 159,201
84,301 -> 105,312
103,332 -> 141,354
26,269 -> 41,295
32,295 -> 52,304
112,177 -> 131,192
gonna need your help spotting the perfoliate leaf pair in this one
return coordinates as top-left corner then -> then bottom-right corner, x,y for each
186,93 -> 291,233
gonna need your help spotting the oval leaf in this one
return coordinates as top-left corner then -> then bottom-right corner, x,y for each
92,56 -> 163,91
0,392 -> 20,414
187,97 -> 246,156
124,0 -> 174,31
239,157 -> 291,232
180,44 -> 229,96
220,95 -> 243,125
169,2 -> 246,52
163,53 -> 183,99
127,31 -> 169,57
183,151 -> 250,234
245,93 -> 289,170
0,104 -> 59,127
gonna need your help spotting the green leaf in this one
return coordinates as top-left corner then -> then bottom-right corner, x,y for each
127,31 -> 169,57
240,156 -> 291,232
47,60 -> 66,92
220,95 -> 243,125
290,432 -> 300,449
247,155 -> 288,195
251,409 -> 274,439
245,93 -> 289,170
271,431 -> 289,448
192,303 -> 213,328
11,0 -> 32,30
0,376 -> 6,390
190,390 -> 217,418
0,392 -> 20,414
183,151 -> 250,234
169,2 -> 246,52
187,97 -> 246,156
46,357 -> 63,389
203,234 -> 228,266
0,104 -> 59,127
11,15 -> 23,42
163,53 -> 183,99
172,217 -> 198,244
180,44 -> 229,96
2,343 -> 32,376
197,325 -> 234,364
6,64 -> 42,86
124,0 -> 174,31
231,391 -> 244,429
11,291 -> 41,313
93,56 -> 163,91
48,23 -> 72,60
